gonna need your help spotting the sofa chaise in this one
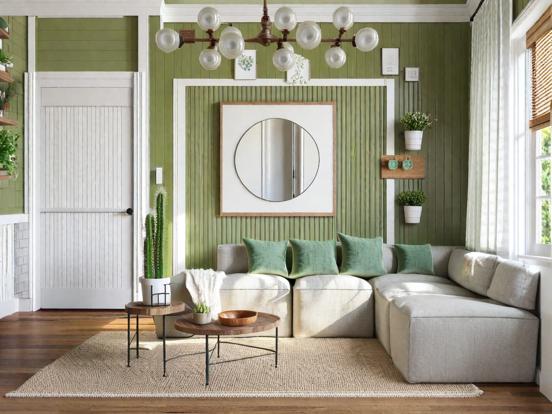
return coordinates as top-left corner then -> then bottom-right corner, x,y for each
155,243 -> 540,384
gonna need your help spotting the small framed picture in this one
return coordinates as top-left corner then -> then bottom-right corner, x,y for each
287,54 -> 310,85
382,48 -> 399,76
234,50 -> 256,80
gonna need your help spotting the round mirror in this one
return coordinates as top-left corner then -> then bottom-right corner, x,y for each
234,118 -> 320,202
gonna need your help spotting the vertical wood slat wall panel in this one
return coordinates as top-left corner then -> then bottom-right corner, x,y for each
185,86 -> 386,268
0,225 -> 15,303
149,21 -> 471,269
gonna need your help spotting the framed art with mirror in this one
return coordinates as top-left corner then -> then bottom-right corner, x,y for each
220,102 -> 335,216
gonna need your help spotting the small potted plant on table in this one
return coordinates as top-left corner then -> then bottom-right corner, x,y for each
400,112 -> 433,151
192,303 -> 212,325
0,129 -> 18,180
140,189 -> 172,305
398,190 -> 426,224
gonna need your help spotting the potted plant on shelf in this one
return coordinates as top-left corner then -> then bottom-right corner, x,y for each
400,112 -> 433,151
0,83 -> 15,117
192,303 -> 212,325
140,189 -> 172,305
0,128 -> 18,180
0,49 -> 13,72
397,190 -> 426,224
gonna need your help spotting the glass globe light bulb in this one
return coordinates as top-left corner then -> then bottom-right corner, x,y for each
296,21 -> 322,50
354,27 -> 379,52
332,7 -> 354,30
325,46 -> 347,69
197,7 -> 221,31
199,48 -> 222,70
272,47 -> 296,72
155,28 -> 180,53
218,26 -> 245,59
282,42 -> 294,53
274,7 -> 297,31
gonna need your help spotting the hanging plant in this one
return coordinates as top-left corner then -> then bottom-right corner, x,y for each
0,128 -> 19,177
400,112 -> 434,151
0,83 -> 16,112
0,49 -> 14,68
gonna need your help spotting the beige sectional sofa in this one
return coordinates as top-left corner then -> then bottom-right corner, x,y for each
156,243 -> 540,384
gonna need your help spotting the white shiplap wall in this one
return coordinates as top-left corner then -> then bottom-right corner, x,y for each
0,224 -> 15,310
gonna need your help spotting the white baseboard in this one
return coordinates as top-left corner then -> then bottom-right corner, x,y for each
0,298 -> 19,319
18,298 -> 33,312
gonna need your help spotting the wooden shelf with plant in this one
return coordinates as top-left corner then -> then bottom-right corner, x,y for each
0,28 -> 9,40
0,128 -> 19,180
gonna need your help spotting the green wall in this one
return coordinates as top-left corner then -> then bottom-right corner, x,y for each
150,20 -> 471,268
0,17 -> 27,215
36,17 -> 137,71
167,0 -> 466,3
513,0 -> 531,20
186,86 -> 386,268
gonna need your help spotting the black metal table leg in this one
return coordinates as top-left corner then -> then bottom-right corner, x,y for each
163,315 -> 167,377
275,327 -> 279,368
217,335 -> 220,358
127,312 -> 130,367
205,335 -> 209,386
136,314 -> 139,359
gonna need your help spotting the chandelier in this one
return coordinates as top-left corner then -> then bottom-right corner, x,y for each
155,0 -> 379,71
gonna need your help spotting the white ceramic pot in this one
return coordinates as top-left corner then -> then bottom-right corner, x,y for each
139,276 -> 172,306
404,206 -> 422,224
404,130 -> 423,151
193,312 -> 212,325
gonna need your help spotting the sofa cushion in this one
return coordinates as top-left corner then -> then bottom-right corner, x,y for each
448,249 -> 499,296
338,233 -> 386,277
221,273 -> 290,291
243,238 -> 289,277
289,239 -> 339,278
293,275 -> 374,337
370,274 -> 473,354
395,244 -> 434,275
487,259 -> 540,310
389,295 -> 539,383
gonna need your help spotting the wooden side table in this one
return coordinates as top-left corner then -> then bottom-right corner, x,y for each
125,301 -> 186,377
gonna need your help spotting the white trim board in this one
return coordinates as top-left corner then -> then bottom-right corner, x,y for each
0,215 -> 28,225
162,3 -> 472,23
173,78 -> 395,275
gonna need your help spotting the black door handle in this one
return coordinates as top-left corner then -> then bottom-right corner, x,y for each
126,208 -> 133,216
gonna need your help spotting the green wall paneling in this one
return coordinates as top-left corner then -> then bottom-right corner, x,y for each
166,0 -> 466,3
0,17 -> 27,215
513,0 -> 532,20
150,19 -> 471,269
36,17 -> 138,71
186,86 -> 386,268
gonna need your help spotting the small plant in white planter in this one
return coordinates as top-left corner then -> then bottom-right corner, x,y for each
0,50 -> 14,72
140,189 -> 172,305
192,303 -> 212,325
0,129 -> 19,180
400,112 -> 433,151
398,190 -> 426,224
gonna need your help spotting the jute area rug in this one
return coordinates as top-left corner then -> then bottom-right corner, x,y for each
7,332 -> 482,398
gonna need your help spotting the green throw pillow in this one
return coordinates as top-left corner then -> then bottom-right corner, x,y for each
338,233 -> 386,277
290,239 -> 339,279
243,238 -> 288,277
395,244 -> 434,274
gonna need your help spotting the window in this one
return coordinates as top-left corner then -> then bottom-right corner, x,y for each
531,126 -> 552,256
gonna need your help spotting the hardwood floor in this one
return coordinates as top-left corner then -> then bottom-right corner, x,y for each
1,311 -> 551,414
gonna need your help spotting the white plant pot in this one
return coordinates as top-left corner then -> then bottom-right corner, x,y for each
193,312 -> 212,325
404,206 -> 422,224
404,130 -> 424,151
139,276 -> 172,306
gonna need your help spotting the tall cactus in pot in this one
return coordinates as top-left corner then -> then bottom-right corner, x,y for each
144,212 -> 155,279
154,190 -> 165,278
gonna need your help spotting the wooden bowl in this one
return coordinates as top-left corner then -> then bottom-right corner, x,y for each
218,310 -> 258,327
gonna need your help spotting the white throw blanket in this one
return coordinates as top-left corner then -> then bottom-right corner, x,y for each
185,269 -> 226,320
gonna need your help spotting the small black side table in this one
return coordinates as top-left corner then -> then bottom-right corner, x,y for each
125,301 -> 186,377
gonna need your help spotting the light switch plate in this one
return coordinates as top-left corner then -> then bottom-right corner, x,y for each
382,48 -> 399,75
155,167 -> 163,185
405,67 -> 419,82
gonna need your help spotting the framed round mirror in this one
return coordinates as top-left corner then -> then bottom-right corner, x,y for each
234,118 -> 320,202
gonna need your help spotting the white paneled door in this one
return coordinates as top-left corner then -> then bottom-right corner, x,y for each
38,75 -> 134,308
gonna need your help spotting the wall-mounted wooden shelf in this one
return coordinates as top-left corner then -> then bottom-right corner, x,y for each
0,117 -> 16,126
0,28 -> 9,39
0,174 -> 12,181
0,71 -> 14,83
380,154 -> 425,179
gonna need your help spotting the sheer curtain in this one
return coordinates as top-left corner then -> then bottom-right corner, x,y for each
465,0 -> 513,255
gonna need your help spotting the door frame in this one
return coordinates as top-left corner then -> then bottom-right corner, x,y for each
26,72 -> 148,310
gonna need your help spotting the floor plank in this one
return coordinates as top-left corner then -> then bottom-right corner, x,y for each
1,310 -> 551,413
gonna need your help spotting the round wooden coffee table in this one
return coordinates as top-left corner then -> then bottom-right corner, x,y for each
175,312 -> 280,386
125,301 -> 186,377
